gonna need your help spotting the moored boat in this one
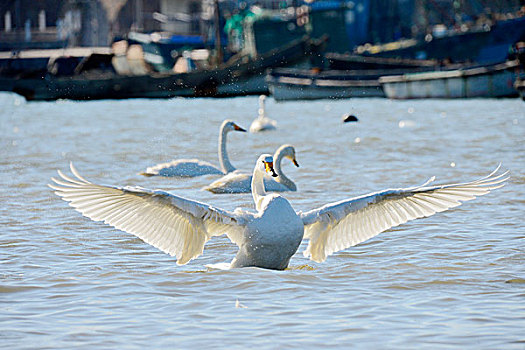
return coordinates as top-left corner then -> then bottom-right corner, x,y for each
4,36 -> 321,101
267,68 -> 385,101
267,66 -> 434,101
379,60 -> 522,99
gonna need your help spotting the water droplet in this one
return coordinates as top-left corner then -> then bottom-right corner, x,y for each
399,120 -> 416,128
450,162 -> 456,167
354,137 -> 361,144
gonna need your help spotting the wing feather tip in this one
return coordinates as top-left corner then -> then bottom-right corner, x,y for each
48,182 -> 60,191
57,169 -> 67,180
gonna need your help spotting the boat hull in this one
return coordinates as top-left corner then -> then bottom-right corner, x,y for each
4,36 -> 321,101
265,67 -> 433,101
268,77 -> 384,101
379,61 -> 522,99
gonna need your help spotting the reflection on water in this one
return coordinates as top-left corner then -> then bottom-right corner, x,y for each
1,93 -> 524,349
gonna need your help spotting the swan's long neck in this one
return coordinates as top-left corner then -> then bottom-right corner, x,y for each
218,127 -> 235,174
258,97 -> 265,119
274,151 -> 296,191
251,167 -> 267,211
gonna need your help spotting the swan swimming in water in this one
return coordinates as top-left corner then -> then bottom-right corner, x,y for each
141,120 -> 246,177
50,160 -> 507,270
249,95 -> 277,133
204,144 -> 299,194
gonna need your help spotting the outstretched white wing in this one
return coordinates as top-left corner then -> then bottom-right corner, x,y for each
49,163 -> 249,265
299,166 -> 508,263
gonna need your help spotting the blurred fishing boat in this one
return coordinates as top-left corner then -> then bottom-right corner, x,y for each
126,32 -> 210,73
0,36 -> 321,101
266,63 -> 440,101
356,16 -> 525,65
379,60 -> 522,99
1,0 -> 342,102
267,68 -> 383,101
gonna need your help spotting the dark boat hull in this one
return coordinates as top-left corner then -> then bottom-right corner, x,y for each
268,77 -> 384,101
266,67 -> 430,101
6,37 -> 320,101
325,53 -> 438,70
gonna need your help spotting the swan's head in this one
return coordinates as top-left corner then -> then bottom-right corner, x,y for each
257,154 -> 278,177
222,120 -> 246,133
277,144 -> 299,167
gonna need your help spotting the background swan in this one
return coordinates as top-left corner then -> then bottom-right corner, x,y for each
50,160 -> 507,270
204,144 -> 299,194
249,95 -> 277,133
141,120 -> 246,177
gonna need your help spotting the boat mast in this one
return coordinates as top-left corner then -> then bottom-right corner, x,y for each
213,0 -> 223,65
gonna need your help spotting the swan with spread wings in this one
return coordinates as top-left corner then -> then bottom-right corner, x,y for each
50,158 -> 507,270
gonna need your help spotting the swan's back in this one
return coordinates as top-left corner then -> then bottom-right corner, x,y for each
204,172 -> 252,193
204,174 -> 294,193
231,195 -> 303,270
143,159 -> 223,177
249,118 -> 277,133
262,178 -> 294,192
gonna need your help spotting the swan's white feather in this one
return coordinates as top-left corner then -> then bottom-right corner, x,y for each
204,171 -> 291,194
144,159 -> 223,177
299,166 -> 508,263
50,163 -> 249,265
249,117 -> 277,133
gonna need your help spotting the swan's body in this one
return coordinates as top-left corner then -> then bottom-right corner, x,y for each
231,194 -> 303,269
141,120 -> 246,177
249,95 -> 277,133
204,144 -> 299,194
50,160 -> 507,270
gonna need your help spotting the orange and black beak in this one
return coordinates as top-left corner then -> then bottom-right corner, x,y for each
292,158 -> 299,167
233,123 -> 246,132
265,161 -> 278,177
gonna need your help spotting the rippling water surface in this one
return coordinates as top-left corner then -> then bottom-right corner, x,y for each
1,93 -> 524,349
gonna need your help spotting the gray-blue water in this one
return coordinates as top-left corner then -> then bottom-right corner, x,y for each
1,93 -> 524,349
